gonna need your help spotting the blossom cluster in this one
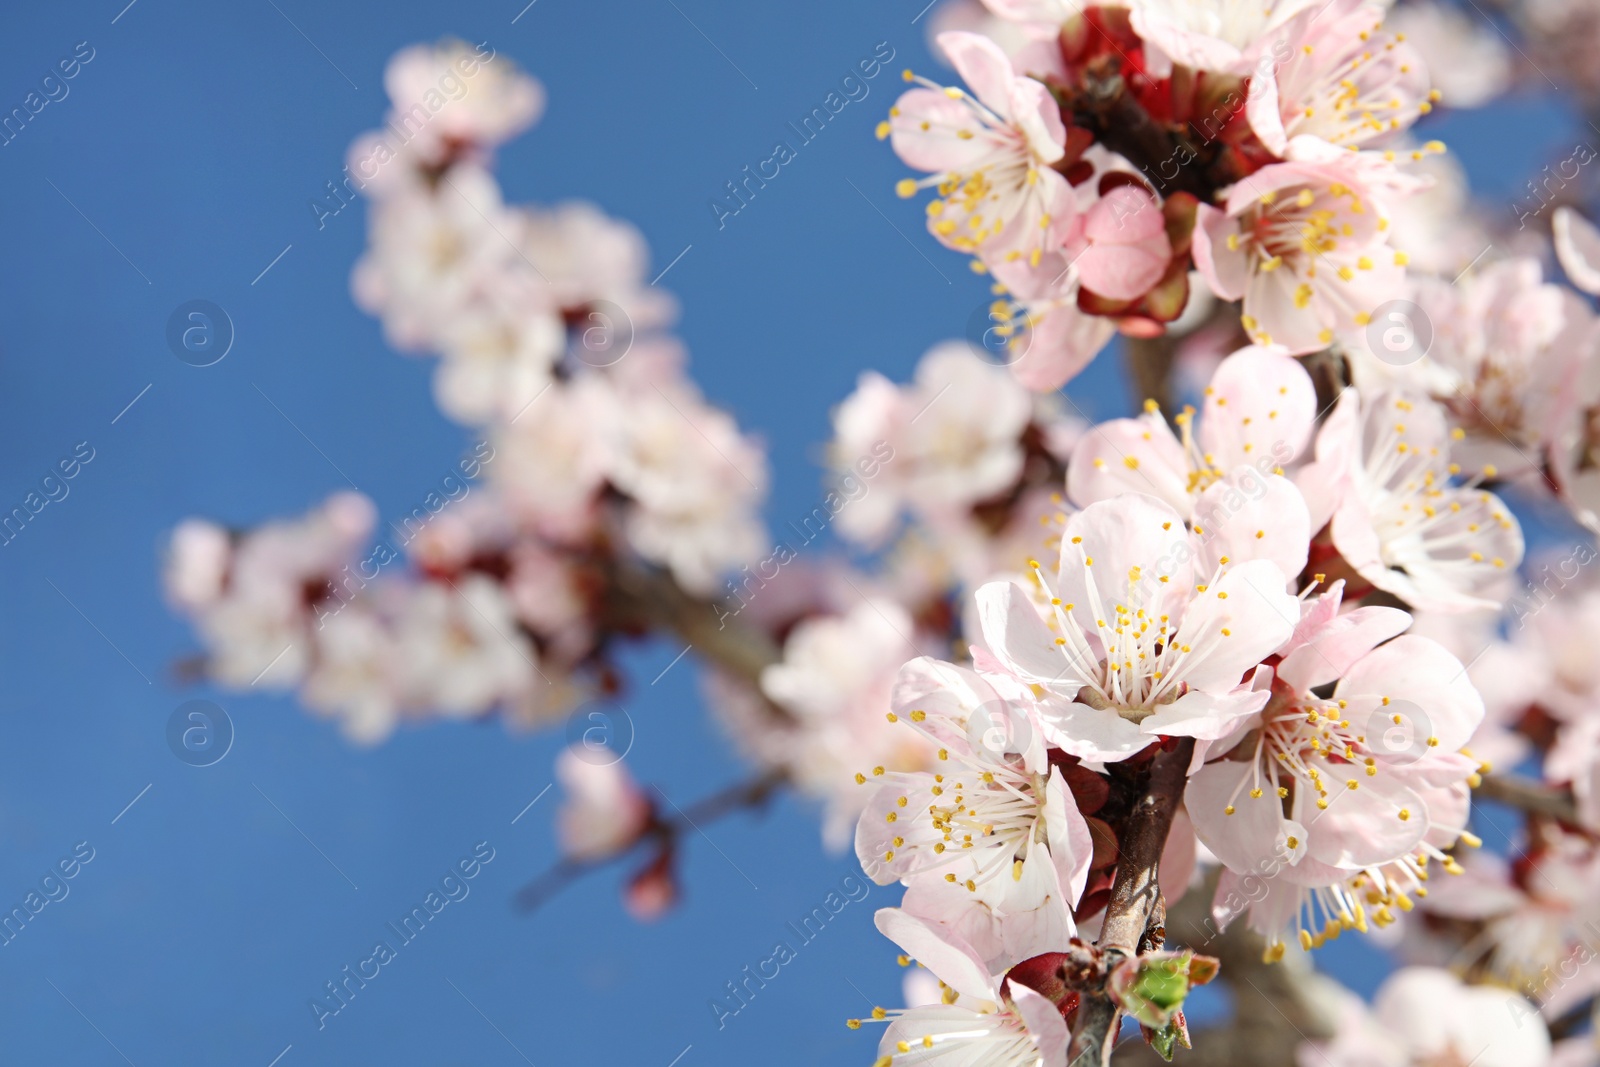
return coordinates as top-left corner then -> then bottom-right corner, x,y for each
883,0 -> 1455,390
164,40 -> 768,742
842,337 -> 1540,1063
825,0 -> 1600,1058
156,16 -> 1600,1067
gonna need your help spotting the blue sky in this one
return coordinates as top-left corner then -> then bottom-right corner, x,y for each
0,1 -> 1580,1064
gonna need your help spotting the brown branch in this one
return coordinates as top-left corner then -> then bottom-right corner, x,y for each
1476,773 -> 1581,824
1071,738 -> 1195,1066
604,561 -> 784,692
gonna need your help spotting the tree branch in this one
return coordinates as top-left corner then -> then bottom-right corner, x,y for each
604,561 -> 784,692
1476,773 -> 1581,824
1071,738 -> 1195,1066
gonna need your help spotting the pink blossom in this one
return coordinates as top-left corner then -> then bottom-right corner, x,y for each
1130,0 -> 1318,75
382,40 -> 544,162
1075,185 -> 1173,301
750,599 -> 940,848
1190,580 -> 1484,954
1303,968 -> 1551,1067
555,747 -> 652,861
995,280 -> 1118,392
1246,0 -> 1435,160
1422,833 -> 1600,1017
301,602 -> 403,743
1395,258 -> 1600,474
505,541 -> 594,662
977,0 -> 1087,37
1068,344 -> 1318,532
607,379 -> 769,596
391,575 -> 541,720
517,201 -> 678,334
972,146 -> 1145,390
1193,160 -> 1408,354
888,32 -> 1075,268
976,493 -> 1300,761
1297,390 -> 1525,613
491,376 -> 614,543
832,343 -> 1033,546
1388,0 -> 1512,109
1554,207 -> 1600,296
175,492 -> 378,690
351,163 -> 519,354
856,658 -> 1092,969
164,518 -> 232,613
860,908 -> 1071,1067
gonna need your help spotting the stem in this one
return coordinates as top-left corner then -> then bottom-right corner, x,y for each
1125,335 -> 1178,416
1071,738 -> 1195,1066
512,767 -> 788,912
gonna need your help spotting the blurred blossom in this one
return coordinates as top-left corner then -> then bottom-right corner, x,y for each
555,746 -> 652,861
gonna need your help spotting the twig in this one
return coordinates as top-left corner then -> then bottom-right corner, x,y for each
512,767 -> 787,912
1071,739 -> 1194,1066
1476,773 -> 1581,824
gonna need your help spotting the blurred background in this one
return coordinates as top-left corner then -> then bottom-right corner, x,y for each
0,1 -> 1578,1063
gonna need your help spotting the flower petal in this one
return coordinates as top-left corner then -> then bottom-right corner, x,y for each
1066,414 -> 1192,515
976,581 -> 1091,695
1168,559 -> 1298,694
1198,345 -> 1319,470
875,907 -> 998,1003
